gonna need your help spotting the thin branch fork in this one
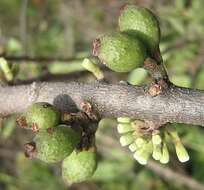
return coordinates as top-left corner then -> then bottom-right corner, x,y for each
1,81 -> 204,126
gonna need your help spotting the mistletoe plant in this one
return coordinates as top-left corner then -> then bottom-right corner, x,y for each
15,4 -> 189,185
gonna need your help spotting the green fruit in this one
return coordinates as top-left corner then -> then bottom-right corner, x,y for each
94,32 -> 147,72
25,102 -> 60,131
34,125 -> 80,163
62,149 -> 97,184
119,5 -> 160,54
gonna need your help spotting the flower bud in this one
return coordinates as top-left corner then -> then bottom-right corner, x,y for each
117,123 -> 134,134
129,142 -> 138,152
117,117 -> 132,123
119,133 -> 134,146
152,143 -> 162,160
133,141 -> 152,165
175,141 -> 189,163
160,142 -> 169,164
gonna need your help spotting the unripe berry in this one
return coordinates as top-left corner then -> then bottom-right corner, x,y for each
119,5 -> 160,58
62,148 -> 97,184
32,125 -> 80,163
93,32 -> 147,72
19,102 -> 60,132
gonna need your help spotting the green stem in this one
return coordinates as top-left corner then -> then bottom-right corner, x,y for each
82,58 -> 104,80
0,57 -> 13,81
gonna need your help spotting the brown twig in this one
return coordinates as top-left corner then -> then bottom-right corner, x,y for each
161,38 -> 200,54
10,66 -> 116,85
19,0 -> 28,55
0,54 -> 84,64
162,39 -> 189,54
12,71 -> 94,84
147,161 -> 204,190
0,38 -> 200,64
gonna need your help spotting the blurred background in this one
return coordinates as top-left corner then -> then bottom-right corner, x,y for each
0,0 -> 204,190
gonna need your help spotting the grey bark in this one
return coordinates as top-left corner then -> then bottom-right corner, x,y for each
0,82 -> 204,126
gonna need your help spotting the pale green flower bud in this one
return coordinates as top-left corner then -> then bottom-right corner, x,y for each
119,133 -> 134,146
160,142 -> 169,164
135,137 -> 147,148
117,123 -> 134,134
133,141 -> 152,165
175,141 -> 189,163
152,143 -> 162,160
152,130 -> 162,145
117,117 -> 132,123
129,142 -> 138,152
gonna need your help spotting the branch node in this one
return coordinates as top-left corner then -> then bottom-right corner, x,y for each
31,123 -> 39,132
61,112 -> 89,125
92,39 -> 101,56
148,84 -> 162,97
80,101 -> 99,121
144,58 -> 168,82
144,58 -> 170,97
143,120 -> 164,133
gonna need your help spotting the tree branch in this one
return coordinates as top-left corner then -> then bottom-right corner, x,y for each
147,161 -> 204,190
1,81 -> 204,126
0,54 -> 83,64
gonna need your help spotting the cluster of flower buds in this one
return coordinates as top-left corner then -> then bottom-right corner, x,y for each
117,117 -> 189,165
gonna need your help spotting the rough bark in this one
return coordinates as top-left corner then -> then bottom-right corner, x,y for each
0,81 -> 204,126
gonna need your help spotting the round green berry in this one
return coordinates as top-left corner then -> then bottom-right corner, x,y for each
62,148 -> 97,184
119,5 -> 160,52
34,125 -> 80,163
94,32 -> 147,72
24,102 -> 60,131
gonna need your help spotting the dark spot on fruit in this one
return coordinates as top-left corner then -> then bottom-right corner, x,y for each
32,123 -> 39,132
47,127 -> 55,135
92,38 -> 101,56
16,116 -> 28,128
24,142 -> 37,159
